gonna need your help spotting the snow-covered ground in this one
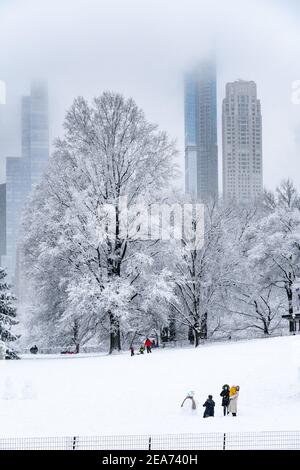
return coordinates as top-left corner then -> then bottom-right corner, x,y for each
1,335 -> 300,438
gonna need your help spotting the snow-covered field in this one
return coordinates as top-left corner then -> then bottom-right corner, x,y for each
1,335 -> 300,438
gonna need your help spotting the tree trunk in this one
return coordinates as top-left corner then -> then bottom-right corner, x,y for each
169,314 -> 176,342
73,319 -> 80,353
254,300 -> 270,335
286,282 -> 293,315
188,326 -> 194,345
200,313 -> 208,340
109,312 -> 121,354
263,321 -> 270,335
130,330 -> 137,349
194,329 -> 201,348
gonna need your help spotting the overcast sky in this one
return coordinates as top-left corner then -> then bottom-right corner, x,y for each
1,0 -> 300,192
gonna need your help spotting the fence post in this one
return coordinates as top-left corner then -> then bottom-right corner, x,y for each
148,437 -> 151,451
223,433 -> 226,450
72,436 -> 77,450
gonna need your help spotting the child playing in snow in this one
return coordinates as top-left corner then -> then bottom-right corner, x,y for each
203,395 -> 215,418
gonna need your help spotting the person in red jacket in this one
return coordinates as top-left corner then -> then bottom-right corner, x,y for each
145,338 -> 152,353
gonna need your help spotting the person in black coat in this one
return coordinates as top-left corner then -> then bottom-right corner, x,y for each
220,384 -> 230,416
203,395 -> 215,418
30,345 -> 38,355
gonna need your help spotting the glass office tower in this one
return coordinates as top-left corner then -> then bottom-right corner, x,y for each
4,81 -> 49,283
184,60 -> 218,201
27,81 -> 49,187
4,158 -> 30,279
0,183 -> 6,265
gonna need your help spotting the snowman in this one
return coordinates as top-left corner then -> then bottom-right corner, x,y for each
180,390 -> 197,414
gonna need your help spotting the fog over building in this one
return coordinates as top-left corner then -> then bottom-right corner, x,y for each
0,183 -> 6,264
222,80 -> 263,205
0,82 -> 7,267
3,81 -> 49,283
184,59 -> 218,202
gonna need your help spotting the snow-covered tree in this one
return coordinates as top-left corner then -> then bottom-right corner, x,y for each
223,180 -> 300,337
246,181 -> 300,320
0,267 -> 19,359
169,201 -> 237,347
22,91 -> 177,353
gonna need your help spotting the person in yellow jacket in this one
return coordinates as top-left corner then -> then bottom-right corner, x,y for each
228,385 -> 240,416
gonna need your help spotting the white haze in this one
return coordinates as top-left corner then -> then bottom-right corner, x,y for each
0,0 -> 300,191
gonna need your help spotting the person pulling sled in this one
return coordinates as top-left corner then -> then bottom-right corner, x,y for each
145,338 -> 152,353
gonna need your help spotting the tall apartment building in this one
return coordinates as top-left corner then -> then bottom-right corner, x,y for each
4,81 -> 49,282
222,80 -> 263,205
184,59 -> 218,201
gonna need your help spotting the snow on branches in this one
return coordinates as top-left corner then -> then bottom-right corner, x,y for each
22,92 -> 178,353
0,267 -> 19,359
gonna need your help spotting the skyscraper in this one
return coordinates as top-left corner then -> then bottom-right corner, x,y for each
23,82 -> 49,187
5,157 -> 30,279
222,80 -> 263,205
4,81 -> 49,282
0,81 -> 7,267
0,183 -> 6,265
0,79 -> 6,186
184,60 -> 218,201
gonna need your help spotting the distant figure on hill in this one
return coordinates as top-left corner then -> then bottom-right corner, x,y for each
203,395 -> 215,418
139,345 -> 145,354
220,384 -> 230,416
145,338 -> 152,353
228,385 -> 240,417
130,346 -> 134,357
30,345 -> 38,355
181,391 -> 197,410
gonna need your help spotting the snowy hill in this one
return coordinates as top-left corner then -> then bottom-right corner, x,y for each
1,335 -> 300,438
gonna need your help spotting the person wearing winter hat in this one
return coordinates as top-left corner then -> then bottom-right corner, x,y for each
228,385 -> 240,417
220,384 -> 230,416
203,395 -> 215,418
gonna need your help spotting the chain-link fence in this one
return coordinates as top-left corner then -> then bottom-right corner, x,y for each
0,431 -> 299,450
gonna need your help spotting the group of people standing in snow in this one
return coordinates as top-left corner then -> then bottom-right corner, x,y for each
220,384 -> 240,417
130,338 -> 153,356
181,384 -> 240,418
